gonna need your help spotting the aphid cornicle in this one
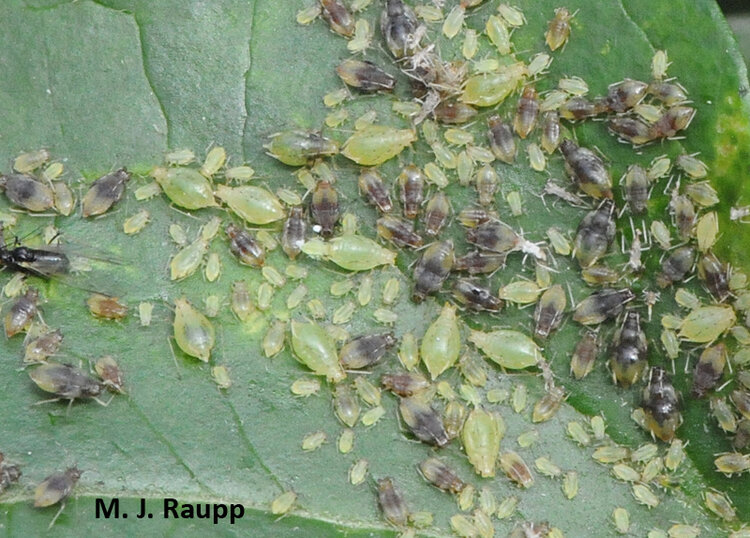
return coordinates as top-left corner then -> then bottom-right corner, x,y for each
359,169 -> 392,213
381,372 -> 429,397
691,344 -> 727,398
423,192 -> 451,237
642,367 -> 682,442
311,181 -> 339,237
698,252 -> 730,302
610,311 -> 648,388
533,284 -> 566,340
545,7 -> 572,51
573,288 -> 635,325
265,130 -> 339,166
29,362 -> 104,401
623,165 -> 649,214
560,139 -> 613,199
377,215 -> 423,248
281,206 -> 306,260
452,279 -> 502,312
514,86 -> 540,139
419,458 -> 466,493
574,199 -> 616,267
380,0 -> 420,59
570,331 -> 598,379
412,240 -> 454,302
336,59 -> 396,92
487,116 -> 517,164
605,79 -> 649,113
399,396 -> 450,447
339,332 -> 396,369
81,168 -> 130,217
4,288 -> 40,338
320,0 -> 355,36
226,223 -> 265,267
656,246 -> 695,288
454,250 -> 506,274
541,111 -> 561,153
377,477 -> 409,527
0,173 -> 55,212
398,165 -> 425,219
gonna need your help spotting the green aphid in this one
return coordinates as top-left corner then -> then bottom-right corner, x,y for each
301,430 -> 327,451
349,459 -> 369,485
469,329 -> 542,369
567,421 -> 591,446
290,320 -> 345,383
462,408 -> 504,477
302,235 -> 396,271
704,489 -> 737,521
204,252 -> 221,282
512,384 -> 527,412
225,165 -> 256,182
333,384 -> 360,427
665,439 -> 685,471
562,470 -> 579,500
123,209 -> 150,235
612,463 -> 641,482
667,525 -> 701,538
486,15 -> 511,54
170,237 -> 208,281
497,281 -> 541,304
632,483 -> 660,508
262,320 -> 286,358
264,130 -> 339,166
271,491 -> 297,515
211,365 -> 232,390
14,149 -> 50,173
164,148 -> 195,165
473,509 -> 494,538
496,496 -> 518,519
443,400 -> 467,439
613,507 -> 630,534
215,185 -> 285,225
460,62 -> 527,107
593,445 -> 630,464
341,125 -> 416,166
200,146 -> 226,178
678,305 -> 735,343
534,456 -> 561,477
357,274 -> 373,306
459,353 -> 487,387
53,182 -> 75,216
151,166 -> 216,209
173,297 -> 215,362
291,377 -> 321,397
421,303 -> 461,379
442,5 -> 465,39
354,376 -> 381,406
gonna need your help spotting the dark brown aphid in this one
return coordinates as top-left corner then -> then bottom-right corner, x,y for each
382,372 -> 430,397
457,207 -> 494,228
570,331 -> 598,379
656,246 -> 695,288
573,288 -> 635,325
698,252 -> 730,302
608,117 -> 652,145
692,344 -> 727,398
399,396 -> 450,447
434,101 -> 478,124
453,250 -> 506,274
81,168 -> 130,217
642,367 -> 682,442
377,215 -> 423,249
533,284 -> 566,340
336,59 -> 396,92
540,111 -> 561,153
560,139 -> 613,199
514,86 -> 539,139
605,79 -> 648,113
380,0 -> 420,59
398,165 -> 425,219
24,328 -> 63,364
95,355 -> 126,393
0,453 -> 22,495
311,180 -> 340,237
573,199 -> 616,267
413,240 -> 454,302
610,311 -> 648,388
87,293 -> 127,320
487,116 -> 517,164
732,390 -> 750,420
648,81 -> 688,105
226,223 -> 265,267
623,165 -> 649,214
466,220 -> 520,253
0,173 -> 55,212
34,466 -> 81,508
671,194 -> 695,239
649,106 -> 695,139
419,457 -> 466,493
359,168 -> 393,213
423,192 -> 451,237
377,477 -> 409,527
581,265 -> 620,286
452,279 -> 502,312
321,0 -> 355,37
4,288 -> 40,338
29,362 -> 104,401
281,206 -> 307,260
339,333 -> 396,369
734,419 -> 750,451
559,97 -> 605,120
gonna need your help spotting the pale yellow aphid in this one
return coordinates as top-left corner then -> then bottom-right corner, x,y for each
730,270 -> 748,290
732,326 -> 750,345
382,278 -> 400,305
662,314 -> 684,330
358,274 -> 373,306
567,421 -> 591,446
330,279 -> 354,297
641,457 -> 663,482
591,415 -> 606,439
215,185 -> 285,225
137,302 -> 153,327
333,302 -> 356,325
42,162 -> 64,181
686,181 -> 719,207
652,50 -> 670,80
262,320 -> 286,358
202,253 -> 220,282
13,149 -> 50,173
675,288 -> 700,309
341,212 -> 358,235
462,408 -> 505,477
410,511 -> 434,529
337,428 -> 355,454
593,445 -> 629,464
341,125 -> 416,166
631,443 -> 658,463
665,439 -> 685,471
473,58 -> 501,74
42,225 -> 59,246
204,294 -> 221,317
200,146 -> 226,178
276,188 -> 302,207
648,156 -> 672,180
261,266 -> 286,288
612,464 -> 641,482
486,388 -> 508,404
291,377 -> 321,397
486,15 -> 511,55
534,456 -> 561,477
678,305 -> 735,343
540,89 -> 569,111
257,282 -> 274,310
478,488 -> 496,516
354,111 -> 377,131
361,406 -> 386,426
457,150 -> 474,185
53,182 -> 75,215
462,29 -> 478,59
442,5 -> 465,39
558,76 -> 589,96
473,509 -> 494,538
301,431 -> 327,451
498,281 -> 542,304
535,263 -> 551,288
306,299 -> 326,319
271,490 -> 297,515
392,100 -> 421,118
349,459 -> 369,485
562,470 -> 579,499
432,142 -> 458,169
704,489 -> 736,521
506,191 -> 523,216
420,303 -> 461,379
461,62 -> 528,107
224,165 -> 255,182
173,297 -> 215,362
527,142 -> 546,171
3,273 -> 26,298
496,496 -> 518,519
465,144 -> 495,163
399,332 -> 419,370
634,103 -> 663,123
613,507 -> 630,534
325,109 -> 349,128
450,514 -> 477,537
164,148 -> 196,165
661,329 -> 679,359
632,484 -> 659,508
445,128 -> 475,146
296,4 -> 321,25
211,365 -> 232,390
423,162 -> 450,188
168,223 -> 188,246
170,237 -> 208,280
347,19 -> 372,53
459,383 -> 481,407
527,53 -> 552,77
323,88 -> 348,108
290,320 -> 345,382
715,452 -> 750,475
498,4 -> 525,26
134,182 -> 161,201
354,376 -> 381,406
547,227 -> 571,255
414,4 -> 443,22
457,484 -> 475,511
667,525 -> 701,538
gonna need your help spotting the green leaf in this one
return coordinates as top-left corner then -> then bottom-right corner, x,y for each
1,0 -> 749,536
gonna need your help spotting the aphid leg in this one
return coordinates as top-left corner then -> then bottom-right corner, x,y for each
32,397 -> 62,406
166,338 -> 183,380
48,501 -> 67,530
93,394 -> 115,407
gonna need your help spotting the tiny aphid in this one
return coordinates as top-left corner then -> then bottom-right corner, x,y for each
559,96 -> 606,120
203,252 -> 221,282
560,140 -> 613,199
656,246 -> 695,288
580,265 -> 619,286
353,376 -> 381,407
652,105 -> 696,138
442,5 -> 465,39
261,320 -> 285,358
325,109 -> 348,128
341,125 -> 416,166
459,354 -> 488,387
3,273 -> 26,298
382,372 -> 429,397
475,165 -> 499,207
605,79 -> 648,112
0,173 -> 55,212
291,377 -> 321,397
610,311 -> 648,388
570,331 -> 598,379
336,58 -> 395,93
216,185 -> 285,226
607,117 -> 651,145
565,421 -> 590,446
533,456 -> 560,477
382,278 -> 400,305
423,192 -> 451,237
454,250 -> 506,274
278,206 -> 306,261
4,288 -> 40,338
339,332 -> 396,370
559,76 -> 589,96
574,199 -> 616,267
53,182 -> 75,216
498,3 -> 525,26
80,168 -> 130,217
397,333 -> 419,371
331,383 -> 360,427
540,111 -> 561,154
545,7 -> 572,50
14,149 -> 51,173
712,396 -> 738,433
546,228 -> 571,256
466,219 -> 520,254
679,305 -> 736,343
320,0 -> 354,35
92,355 -> 125,393
651,49 -> 670,79
698,252 -> 730,302
301,430 -> 327,451
732,390 -> 750,420
444,129 -> 475,147
613,507 -> 630,534
24,327 -> 63,364
499,451 -> 533,488
399,395 -> 449,447
34,466 -> 81,527
434,102 -> 478,125
715,452 -> 750,475
302,235 -> 396,271
632,483 -> 660,508
419,458 -> 466,493
560,470 -> 579,500
622,165 -> 650,214
532,385 -> 565,423
453,279 -> 502,312
420,303 -> 461,379
123,209 -> 150,235
423,162 -> 449,189
440,400 -> 465,439
486,14 -> 511,54
593,445 -> 630,464
0,453 -> 22,495
533,285 -> 566,340
358,168 -> 392,213
265,130 -> 339,167
487,116 -> 516,164
396,164 -> 425,220
87,293 -> 128,321
228,281 -> 253,322
473,510 -> 494,538
612,463 -> 641,482
290,320 -> 345,383
460,28 -> 479,59
496,496 -> 519,520
691,344 -> 726,398
641,367 -> 681,442
462,408 -> 505,477
412,241 -> 454,302
573,288 -> 635,325
173,298 -> 214,362
527,143 -> 546,172
377,477 -> 409,526
40,162 -> 62,181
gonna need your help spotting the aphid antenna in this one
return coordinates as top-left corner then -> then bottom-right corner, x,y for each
166,337 -> 183,380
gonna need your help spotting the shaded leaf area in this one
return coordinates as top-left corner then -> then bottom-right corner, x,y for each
0,0 -> 748,535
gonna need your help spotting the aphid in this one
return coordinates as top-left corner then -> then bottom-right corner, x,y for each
443,400 -> 467,439
381,372 -> 428,398
735,419 -> 750,450
560,140 -> 613,199
570,331 -> 598,379
0,173 -> 55,212
559,96 -> 606,120
486,15 -> 511,54
545,7 -> 572,50
229,281 -> 253,322
24,327 -> 63,364
264,130 -> 339,167
392,165 -> 425,220
122,209 -> 150,235
353,376 -> 381,407
452,279 -> 502,312
168,224 -> 188,246
216,185 -> 285,225
433,102 -> 478,126
653,105 -> 696,139
635,103 -> 664,123
29,362 -> 104,405
473,510 -> 494,538
510,86 -> 540,139
612,463 -> 641,482
593,445 -> 630,464
715,452 -> 750,475
580,265 -> 619,286
712,396 -> 738,433
631,483 -> 660,508
567,421 -> 591,446
261,320 -> 286,358
574,199 -> 616,267
545,228 -> 571,256
532,385 -> 565,423
4,288 -> 40,338
13,149 -> 51,173
562,470 -> 579,500
462,408 -> 505,477
137,302 -> 154,328
52,182 -> 75,216
454,251 -> 506,275
573,288 -> 635,325
533,285 -> 566,340
531,456 -> 560,478
466,220 -> 520,254
469,329 -> 541,369
612,507 -> 630,534
419,458 -> 466,493
423,192 -> 451,237
222,165 -> 256,183
290,320 -> 345,382
698,252 -> 729,302
3,273 -> 26,298
173,298 -> 214,362
420,303 -> 461,379
536,111 -> 562,155
732,390 -> 750,420
340,332 -> 396,369
691,344 -> 727,398
268,490 -> 298,518
661,329 -> 679,360
381,0 -> 420,58
225,223 -> 265,267
356,274 -> 373,306
500,451 -> 533,488
91,355 -> 125,394
422,162 -> 448,189
511,384 -> 527,413
412,241 -> 454,302
610,311 -> 648,388
650,49 -> 670,80
319,0 -> 354,35
150,166 -> 217,210
527,143 -> 546,172
277,207 -> 306,261
460,62 -> 528,107
302,234 -> 396,271
34,466 -> 82,527
356,169 -> 392,214
291,377 -> 321,397
656,246 -> 695,288
641,367 -> 681,442
379,278 -> 399,306
444,129 -> 474,147
301,430 -> 327,451
0,453 -> 22,496
297,3 -> 322,24
399,395 -> 449,447
605,79 -> 648,113
607,116 -> 652,145
471,165 -> 498,209
336,59 -> 396,93
87,293 -> 127,320
622,165 -> 650,214
342,125 -> 416,166
487,116 -> 516,164
496,496 -> 519,520
440,4 -> 465,38
458,207 -> 494,229
203,252 -> 221,282
309,181 -> 340,238
558,76 -> 589,96
325,108 -> 348,128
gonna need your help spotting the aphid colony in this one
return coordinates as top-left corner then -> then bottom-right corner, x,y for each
0,0 -> 747,534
